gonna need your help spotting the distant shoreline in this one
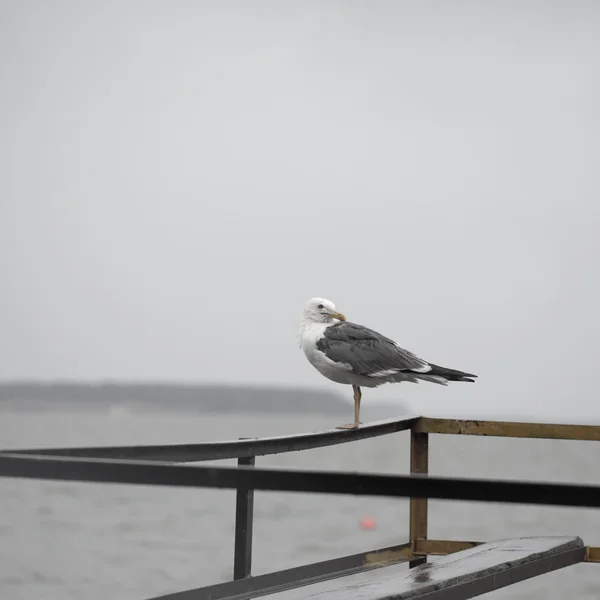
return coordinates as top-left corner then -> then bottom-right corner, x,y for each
0,381 -> 411,417
0,381 -> 351,415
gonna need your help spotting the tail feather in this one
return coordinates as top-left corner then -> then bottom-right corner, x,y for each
425,363 -> 477,383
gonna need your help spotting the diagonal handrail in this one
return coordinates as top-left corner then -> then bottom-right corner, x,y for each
0,415 -> 419,462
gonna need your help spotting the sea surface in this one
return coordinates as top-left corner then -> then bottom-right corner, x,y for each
0,406 -> 599,600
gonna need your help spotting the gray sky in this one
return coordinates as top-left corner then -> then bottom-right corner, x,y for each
2,1 -> 599,419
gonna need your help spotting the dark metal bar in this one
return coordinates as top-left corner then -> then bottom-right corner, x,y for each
5,417 -> 599,464
415,418 -> 600,441
409,430 -> 429,568
234,454 -> 255,580
149,543 -> 413,600
0,416 -> 419,462
3,453 -> 600,509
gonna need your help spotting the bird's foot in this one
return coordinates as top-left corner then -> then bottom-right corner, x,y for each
335,422 -> 362,430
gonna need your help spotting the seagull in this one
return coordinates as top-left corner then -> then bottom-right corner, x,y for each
299,297 -> 477,429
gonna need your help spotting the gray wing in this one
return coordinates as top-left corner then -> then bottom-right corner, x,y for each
316,322 -> 431,377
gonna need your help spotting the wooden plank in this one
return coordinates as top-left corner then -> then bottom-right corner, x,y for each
409,431 -> 429,568
415,418 -> 600,441
300,536 -> 585,600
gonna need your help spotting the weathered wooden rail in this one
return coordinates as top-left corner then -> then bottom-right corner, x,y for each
0,415 -> 599,599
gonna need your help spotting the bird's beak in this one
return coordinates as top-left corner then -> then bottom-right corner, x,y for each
331,311 -> 346,322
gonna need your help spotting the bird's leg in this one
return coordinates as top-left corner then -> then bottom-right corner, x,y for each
336,385 -> 363,429
354,385 -> 362,426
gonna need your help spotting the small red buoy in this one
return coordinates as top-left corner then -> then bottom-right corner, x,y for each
360,517 -> 376,530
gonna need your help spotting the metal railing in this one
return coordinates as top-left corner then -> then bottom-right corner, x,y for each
0,415 -> 599,600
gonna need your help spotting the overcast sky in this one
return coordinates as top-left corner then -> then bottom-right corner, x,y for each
1,2 -> 599,419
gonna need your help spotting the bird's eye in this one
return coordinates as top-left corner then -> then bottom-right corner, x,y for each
317,304 -> 324,309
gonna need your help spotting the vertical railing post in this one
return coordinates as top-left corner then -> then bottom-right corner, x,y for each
234,451 -> 255,580
409,427 -> 429,568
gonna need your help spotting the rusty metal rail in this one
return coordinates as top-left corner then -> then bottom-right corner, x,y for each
414,417 -> 600,441
0,415 -> 599,599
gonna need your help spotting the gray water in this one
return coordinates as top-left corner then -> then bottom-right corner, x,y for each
0,408 -> 599,600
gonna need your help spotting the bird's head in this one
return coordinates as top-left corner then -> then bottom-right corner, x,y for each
303,297 -> 346,324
